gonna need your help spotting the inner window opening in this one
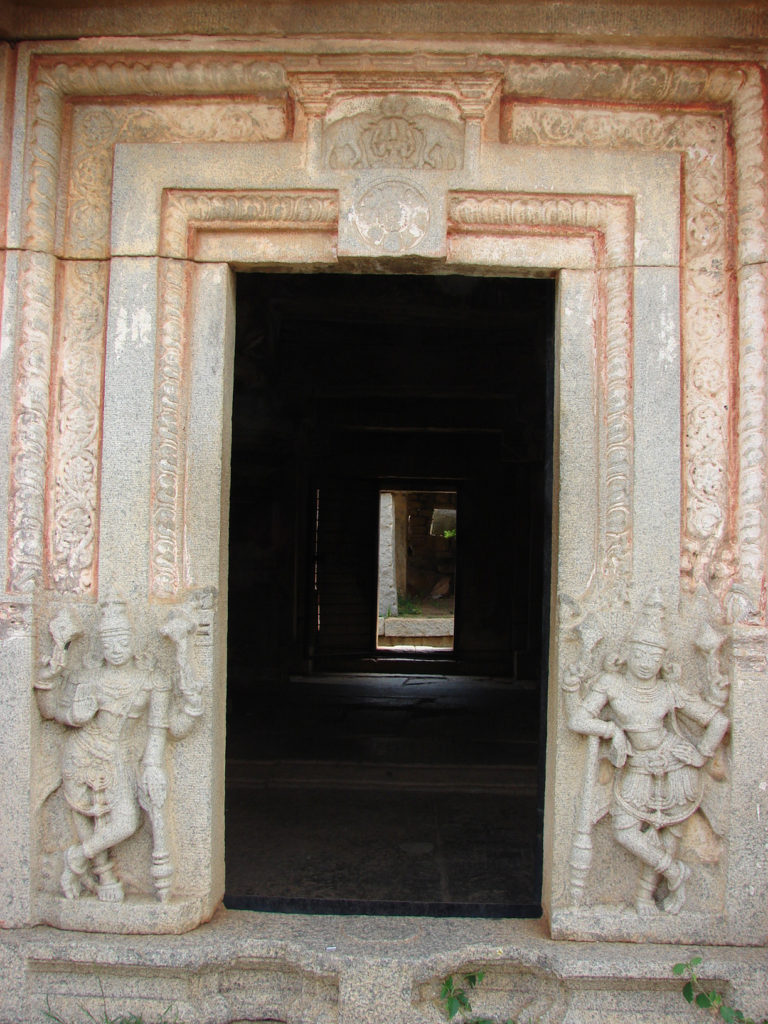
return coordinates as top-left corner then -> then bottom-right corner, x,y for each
377,490 -> 457,652
224,271 -> 554,916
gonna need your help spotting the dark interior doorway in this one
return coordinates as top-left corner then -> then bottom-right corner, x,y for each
224,271 -> 554,915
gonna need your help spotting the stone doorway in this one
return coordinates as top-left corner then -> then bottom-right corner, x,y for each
224,270 -> 554,913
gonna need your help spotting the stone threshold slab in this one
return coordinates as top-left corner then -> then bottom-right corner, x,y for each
378,616 -> 455,637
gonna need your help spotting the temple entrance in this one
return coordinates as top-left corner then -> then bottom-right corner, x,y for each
224,271 -> 554,914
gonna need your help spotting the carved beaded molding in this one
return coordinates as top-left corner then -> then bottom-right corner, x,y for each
6,51 -> 768,627
448,191 -> 635,587
151,189 -> 339,598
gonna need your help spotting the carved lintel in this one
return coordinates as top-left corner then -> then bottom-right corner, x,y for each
64,98 -> 290,260
13,51 -> 768,630
25,55 -> 288,252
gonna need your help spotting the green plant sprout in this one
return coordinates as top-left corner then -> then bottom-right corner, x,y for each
439,972 -> 516,1024
673,958 -> 767,1024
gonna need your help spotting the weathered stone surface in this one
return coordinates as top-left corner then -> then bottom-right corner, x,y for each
379,616 -> 454,637
0,248 -> 17,583
6,2 -> 768,42
633,266 -> 681,596
3,912 -> 768,1023
100,257 -> 159,597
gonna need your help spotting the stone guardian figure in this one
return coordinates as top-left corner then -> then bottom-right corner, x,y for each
35,596 -> 203,903
563,590 -> 730,916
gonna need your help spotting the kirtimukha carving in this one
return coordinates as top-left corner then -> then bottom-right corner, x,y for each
563,590 -> 730,916
324,95 -> 463,170
34,596 -> 203,903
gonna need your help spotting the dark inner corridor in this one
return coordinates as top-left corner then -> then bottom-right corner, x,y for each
225,272 -> 554,914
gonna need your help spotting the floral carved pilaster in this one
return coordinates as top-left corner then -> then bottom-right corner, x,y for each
731,70 -> 768,605
502,59 -> 768,617
24,73 -> 65,253
7,251 -> 57,594
729,67 -> 768,269
735,264 -> 768,604
46,261 -> 109,595
11,55 -> 291,603
503,98 -> 734,593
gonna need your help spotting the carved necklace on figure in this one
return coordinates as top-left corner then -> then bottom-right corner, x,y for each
624,673 -> 662,703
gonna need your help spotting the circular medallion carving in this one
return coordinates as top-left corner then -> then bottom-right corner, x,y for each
352,179 -> 430,253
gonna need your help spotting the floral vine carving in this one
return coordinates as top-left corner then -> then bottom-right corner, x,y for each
64,99 -> 289,259
8,252 -> 57,593
47,262 -> 108,594
501,63 -> 768,612
504,103 -> 733,587
9,52 -> 768,622
14,57 -> 288,597
24,55 -> 286,253
151,259 -> 188,598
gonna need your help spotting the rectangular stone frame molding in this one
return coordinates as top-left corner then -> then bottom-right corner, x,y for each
1,42 -> 767,959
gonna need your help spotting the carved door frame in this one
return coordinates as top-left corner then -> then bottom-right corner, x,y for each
2,42 -> 768,943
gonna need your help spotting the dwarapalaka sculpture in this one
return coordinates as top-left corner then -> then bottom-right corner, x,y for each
35,595 -> 203,904
563,590 -> 730,916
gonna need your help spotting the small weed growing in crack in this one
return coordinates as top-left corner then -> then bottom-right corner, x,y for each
674,958 -> 767,1024
439,971 -> 516,1024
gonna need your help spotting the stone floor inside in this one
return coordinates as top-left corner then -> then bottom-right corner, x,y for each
224,674 -> 542,916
